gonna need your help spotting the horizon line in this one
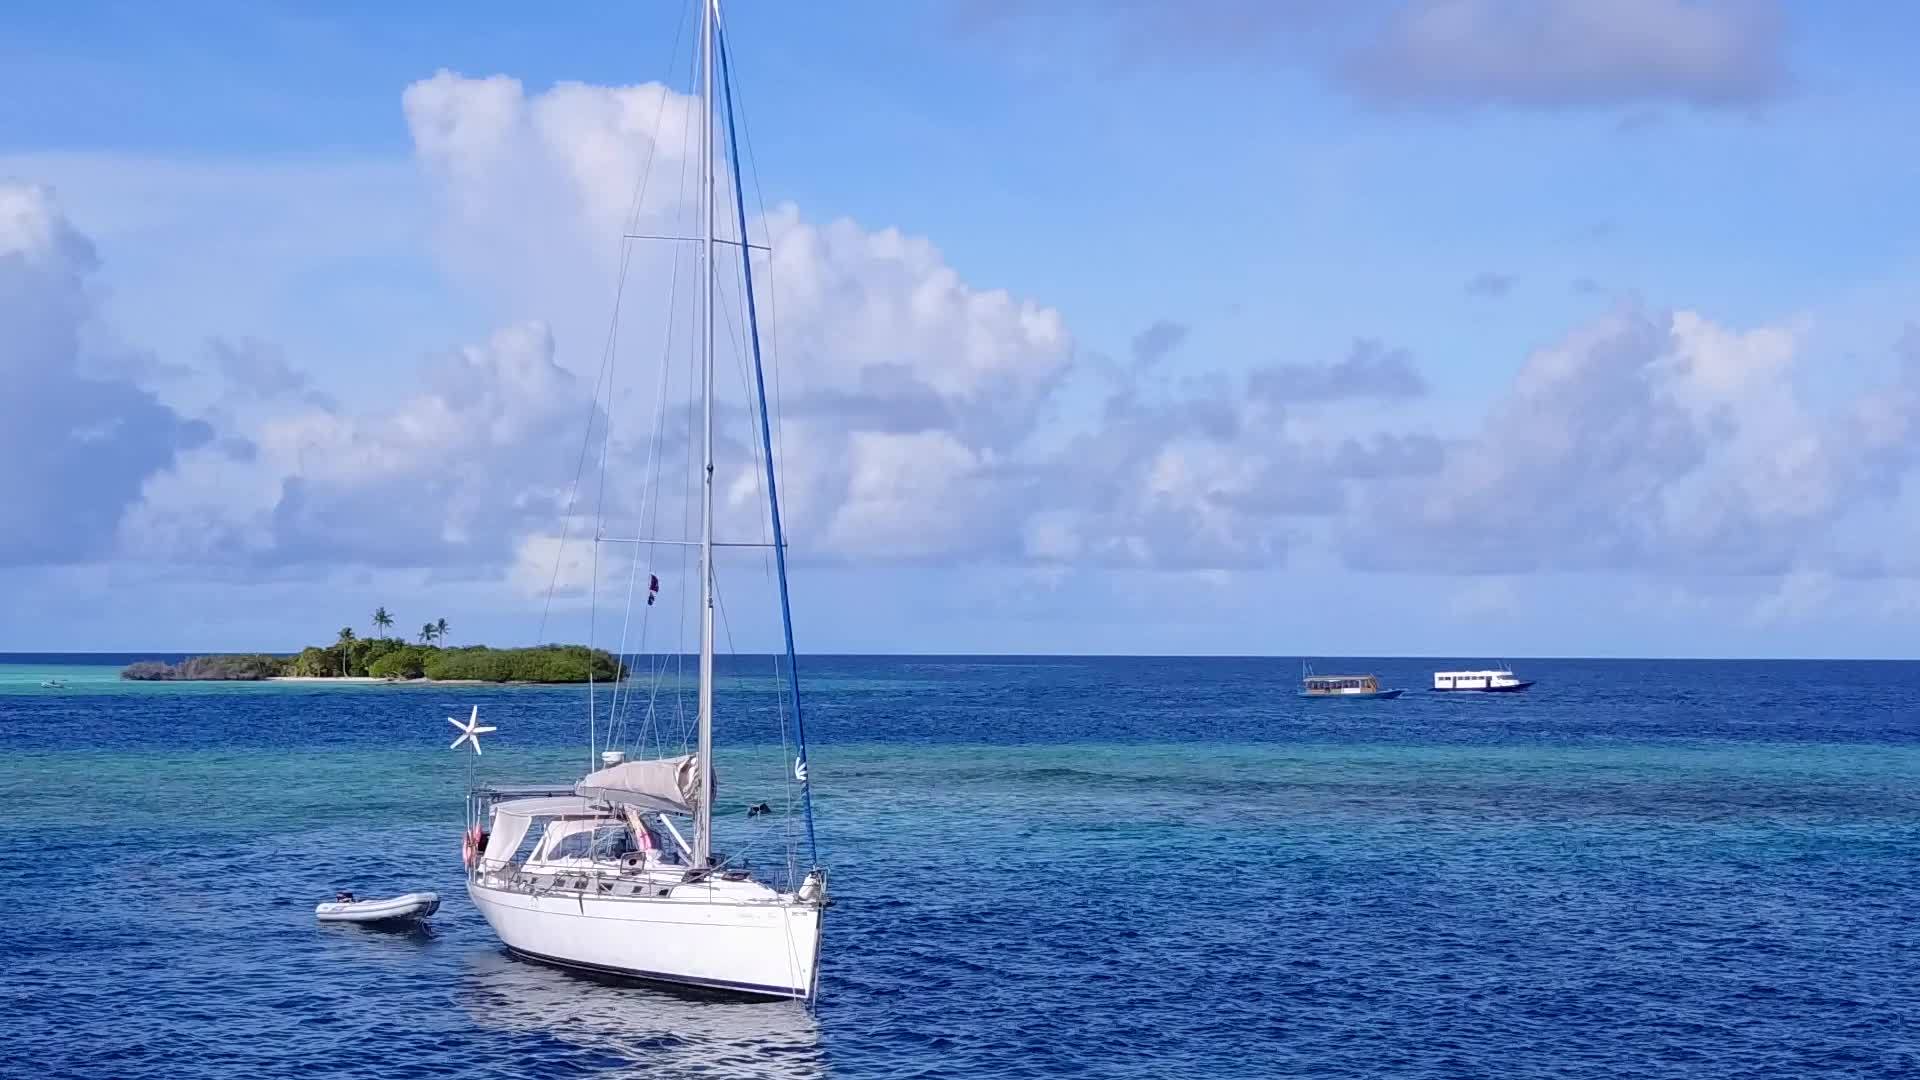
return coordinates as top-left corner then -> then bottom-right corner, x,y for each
3,650 -> 1916,663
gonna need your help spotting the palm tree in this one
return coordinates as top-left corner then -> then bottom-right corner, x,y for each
336,627 -> 356,677
372,606 -> 393,639
435,617 -> 450,645
420,623 -> 438,645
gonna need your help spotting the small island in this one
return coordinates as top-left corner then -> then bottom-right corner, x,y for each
121,608 -> 627,684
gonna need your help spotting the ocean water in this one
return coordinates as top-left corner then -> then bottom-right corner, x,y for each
1,654 -> 1916,1079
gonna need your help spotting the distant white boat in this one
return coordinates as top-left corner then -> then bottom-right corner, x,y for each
1432,668 -> 1534,693
40,678 -> 67,689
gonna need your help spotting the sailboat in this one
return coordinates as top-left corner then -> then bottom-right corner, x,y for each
462,0 -> 827,1001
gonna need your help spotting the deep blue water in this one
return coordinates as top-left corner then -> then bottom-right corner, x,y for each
1,655 -> 1916,1078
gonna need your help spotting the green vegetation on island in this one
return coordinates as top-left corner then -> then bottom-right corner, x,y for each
120,607 -> 627,684
121,655 -> 287,681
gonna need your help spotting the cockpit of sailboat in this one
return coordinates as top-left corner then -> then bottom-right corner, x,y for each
468,745 -> 815,895
481,799 -> 683,887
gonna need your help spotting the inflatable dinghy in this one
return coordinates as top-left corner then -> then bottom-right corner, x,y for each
314,891 -> 440,924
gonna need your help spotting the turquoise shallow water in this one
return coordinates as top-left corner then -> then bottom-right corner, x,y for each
2,655 -> 1917,1078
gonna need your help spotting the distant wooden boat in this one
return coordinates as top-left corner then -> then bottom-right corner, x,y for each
1432,668 -> 1534,693
1300,668 -> 1404,699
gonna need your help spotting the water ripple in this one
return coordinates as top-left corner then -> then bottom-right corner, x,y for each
2,657 -> 1917,1078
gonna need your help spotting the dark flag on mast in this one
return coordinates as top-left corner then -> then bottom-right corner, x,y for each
647,574 -> 660,606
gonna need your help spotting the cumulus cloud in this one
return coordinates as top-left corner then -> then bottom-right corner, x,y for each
128,321 -> 600,572
958,0 -> 1788,110
21,61 -> 1896,599
1465,272 -> 1516,298
1248,339 -> 1428,403
950,0 -> 1353,67
210,338 -> 336,408
1019,338 -> 1445,570
1344,0 -> 1787,108
1345,307 -> 1920,576
1748,568 -> 1832,626
1130,319 -> 1189,367
100,71 -> 1081,582
394,71 -> 1074,570
0,184 -> 210,565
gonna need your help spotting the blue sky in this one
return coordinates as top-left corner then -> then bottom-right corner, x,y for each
5,0 -> 1920,657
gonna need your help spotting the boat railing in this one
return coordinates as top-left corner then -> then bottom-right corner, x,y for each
477,851 -> 807,897
465,783 -> 577,825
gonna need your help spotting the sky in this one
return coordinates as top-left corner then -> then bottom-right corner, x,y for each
4,0 -> 1920,658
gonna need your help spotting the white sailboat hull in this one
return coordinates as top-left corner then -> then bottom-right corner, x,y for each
468,879 -> 822,1000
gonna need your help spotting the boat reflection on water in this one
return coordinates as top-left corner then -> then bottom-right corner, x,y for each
459,950 -> 825,1079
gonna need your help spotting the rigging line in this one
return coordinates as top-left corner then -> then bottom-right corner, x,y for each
772,620 -> 797,884
708,571 -> 787,806
615,51 -> 700,749
700,143 -> 770,546
623,1 -> 692,235
704,153 -> 795,877
713,266 -> 771,521
724,41 -> 793,541
721,16 -> 810,977
676,252 -> 699,754
719,20 -> 818,869
704,47 -> 777,669
704,44 -> 775,560
678,0 -> 706,751
588,398 -> 603,765
620,232 -> 769,250
536,2 -> 689,650
616,252 -> 690,757
720,275 -> 794,876
535,333 -> 611,649
642,644 -> 687,759
714,243 -> 790,837
606,6 -> 698,749
709,227 -> 789,867
644,18 -> 704,761
709,255 -> 781,724
645,16 -> 706,734
607,215 -> 687,755
612,10 -> 703,752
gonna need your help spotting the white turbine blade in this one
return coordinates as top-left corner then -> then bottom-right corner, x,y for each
450,735 -> 468,751
469,705 -> 479,724
447,717 -> 463,730
473,725 -> 497,735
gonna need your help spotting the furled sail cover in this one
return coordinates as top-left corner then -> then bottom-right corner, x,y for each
574,754 -> 705,815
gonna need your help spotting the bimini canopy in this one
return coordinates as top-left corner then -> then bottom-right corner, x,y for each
491,795 -> 603,820
574,754 -> 705,816
481,796 -> 608,871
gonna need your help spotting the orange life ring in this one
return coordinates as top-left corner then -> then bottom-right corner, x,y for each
462,824 -> 484,870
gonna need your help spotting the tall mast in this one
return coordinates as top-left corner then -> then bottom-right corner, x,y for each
694,0 -> 717,868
